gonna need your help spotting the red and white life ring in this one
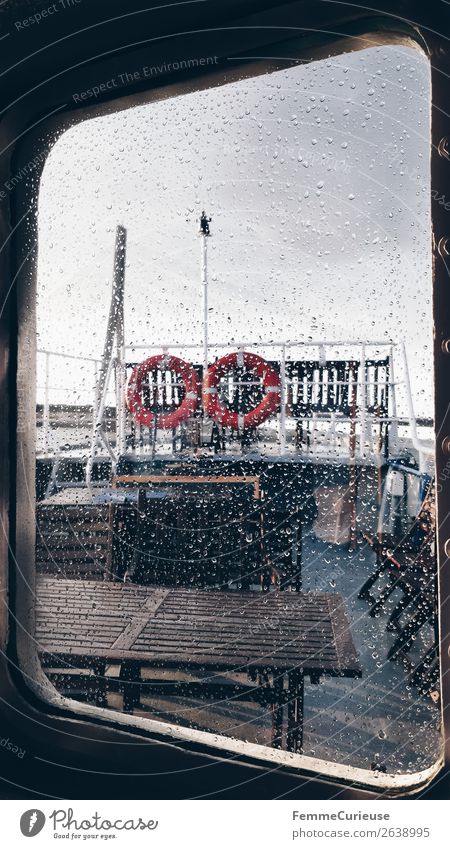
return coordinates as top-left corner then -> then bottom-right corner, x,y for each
126,353 -> 199,430
202,351 -> 281,430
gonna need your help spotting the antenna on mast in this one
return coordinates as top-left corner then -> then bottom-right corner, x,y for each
199,210 -> 212,237
199,211 -> 212,373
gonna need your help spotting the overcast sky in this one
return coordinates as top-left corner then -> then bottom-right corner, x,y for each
37,43 -> 432,416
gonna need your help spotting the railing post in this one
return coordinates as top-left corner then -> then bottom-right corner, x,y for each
388,344 -> 400,457
280,345 -> 287,455
43,352 -> 51,454
200,222 -> 210,374
116,350 -> 127,458
86,353 -> 117,493
93,361 -> 98,425
357,343 -> 366,460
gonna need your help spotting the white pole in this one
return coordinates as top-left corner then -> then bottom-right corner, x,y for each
358,343 -> 366,460
117,350 -> 127,457
86,353 -> 116,495
116,290 -> 126,458
43,352 -> 50,454
388,344 -> 400,457
201,230 -> 208,373
280,344 -> 287,455
86,225 -> 126,490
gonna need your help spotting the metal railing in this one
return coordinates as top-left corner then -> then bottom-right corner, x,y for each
37,349 -> 103,455
37,340 -> 428,484
120,339 -> 422,464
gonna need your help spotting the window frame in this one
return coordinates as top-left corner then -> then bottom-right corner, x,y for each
1,0 -> 448,799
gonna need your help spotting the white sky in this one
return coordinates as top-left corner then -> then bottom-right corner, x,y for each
37,43 -> 432,416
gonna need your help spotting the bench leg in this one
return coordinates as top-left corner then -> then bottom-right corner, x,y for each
92,659 -> 107,708
120,661 -> 141,713
290,518 -> 302,592
287,671 -> 304,753
271,673 -> 284,749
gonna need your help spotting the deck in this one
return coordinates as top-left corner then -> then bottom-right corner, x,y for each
32,469 -> 442,775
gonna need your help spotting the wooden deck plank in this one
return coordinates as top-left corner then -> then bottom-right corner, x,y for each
110,589 -> 170,650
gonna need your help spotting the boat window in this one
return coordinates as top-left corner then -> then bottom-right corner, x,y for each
30,41 -> 440,783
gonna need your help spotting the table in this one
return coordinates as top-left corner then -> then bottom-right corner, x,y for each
36,577 -> 361,752
111,477 -> 264,587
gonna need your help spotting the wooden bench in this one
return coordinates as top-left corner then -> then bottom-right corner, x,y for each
36,576 -> 361,752
35,501 -> 111,579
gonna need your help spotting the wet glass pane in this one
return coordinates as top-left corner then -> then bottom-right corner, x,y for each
33,43 -> 440,777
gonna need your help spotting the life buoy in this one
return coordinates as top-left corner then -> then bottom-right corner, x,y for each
203,351 -> 281,430
126,354 -> 199,429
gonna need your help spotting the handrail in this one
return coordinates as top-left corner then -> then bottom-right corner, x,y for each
37,348 -> 102,363
125,339 -> 395,351
37,349 -> 102,459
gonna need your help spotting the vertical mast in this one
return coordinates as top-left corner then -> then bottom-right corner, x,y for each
87,225 -> 126,491
199,211 -> 211,373
95,224 -> 127,412
115,226 -> 127,457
